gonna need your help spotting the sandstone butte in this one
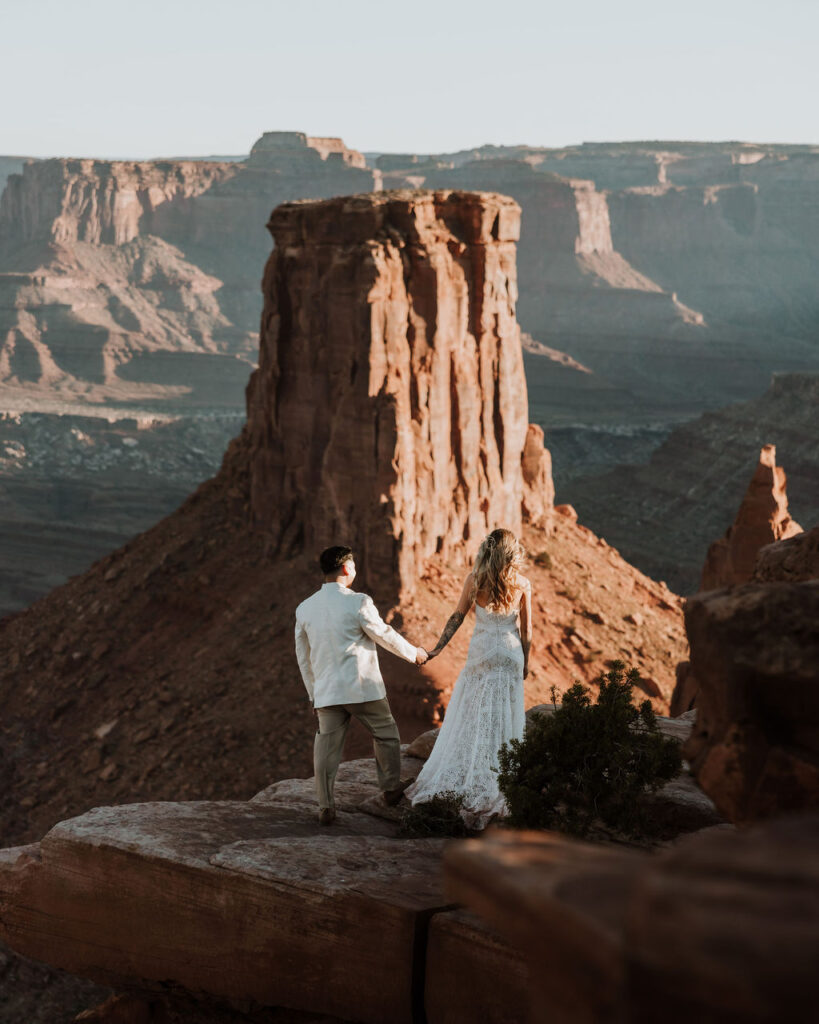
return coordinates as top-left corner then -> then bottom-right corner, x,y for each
0,189 -> 687,855
700,443 -> 802,590
0,189 -> 817,1022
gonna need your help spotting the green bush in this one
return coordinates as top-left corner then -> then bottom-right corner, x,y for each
496,662 -> 682,839
534,550 -> 553,570
399,791 -> 475,838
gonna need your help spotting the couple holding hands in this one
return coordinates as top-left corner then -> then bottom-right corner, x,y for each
295,529 -> 532,827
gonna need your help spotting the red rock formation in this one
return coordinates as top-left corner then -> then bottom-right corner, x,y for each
521,423 -> 554,526
0,159 -> 236,246
701,444 -> 803,590
245,189 -> 531,603
0,190 -> 687,863
0,137 -> 379,410
682,581 -> 819,823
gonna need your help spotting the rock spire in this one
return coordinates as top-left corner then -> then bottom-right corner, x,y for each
700,444 -> 802,590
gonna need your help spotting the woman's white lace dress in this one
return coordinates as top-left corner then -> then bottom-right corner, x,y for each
406,603 -> 526,829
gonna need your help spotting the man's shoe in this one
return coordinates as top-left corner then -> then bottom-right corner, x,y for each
318,807 -> 336,826
383,778 -> 416,807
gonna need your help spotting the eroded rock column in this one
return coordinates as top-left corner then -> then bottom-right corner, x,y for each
245,189 -> 537,602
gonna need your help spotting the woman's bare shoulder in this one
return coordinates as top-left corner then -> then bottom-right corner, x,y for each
517,573 -> 532,592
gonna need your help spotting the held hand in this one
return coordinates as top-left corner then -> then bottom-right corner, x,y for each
425,646 -> 441,661
523,662 -> 529,680
415,647 -> 429,665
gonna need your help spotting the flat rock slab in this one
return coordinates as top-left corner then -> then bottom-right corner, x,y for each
0,798 -> 447,1024
251,754 -> 421,820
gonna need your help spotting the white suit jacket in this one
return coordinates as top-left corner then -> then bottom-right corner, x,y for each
294,582 -> 417,708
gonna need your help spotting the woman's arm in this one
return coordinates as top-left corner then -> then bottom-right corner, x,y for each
426,574 -> 475,659
519,578 -> 532,679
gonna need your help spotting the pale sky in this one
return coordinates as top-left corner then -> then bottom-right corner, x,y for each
2,0 -> 816,158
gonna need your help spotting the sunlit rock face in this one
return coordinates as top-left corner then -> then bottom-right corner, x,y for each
244,189 -> 538,603
700,444 -> 803,590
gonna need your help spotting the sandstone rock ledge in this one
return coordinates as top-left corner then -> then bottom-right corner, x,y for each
0,751 -> 528,1024
0,718 -> 721,1024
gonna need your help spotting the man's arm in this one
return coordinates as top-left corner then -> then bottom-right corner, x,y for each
358,595 -> 421,663
294,617 -> 316,702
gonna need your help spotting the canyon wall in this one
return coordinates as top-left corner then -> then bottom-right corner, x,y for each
382,142 -> 819,421
0,158 -> 237,246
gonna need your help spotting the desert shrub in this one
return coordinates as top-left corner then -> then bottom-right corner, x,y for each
399,791 -> 474,838
534,550 -> 553,570
497,661 -> 682,839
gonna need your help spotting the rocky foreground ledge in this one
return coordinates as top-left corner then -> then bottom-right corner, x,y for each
0,717 -> 722,1024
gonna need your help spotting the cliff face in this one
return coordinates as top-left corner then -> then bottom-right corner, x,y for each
0,136 -> 379,411
607,151 -> 819,337
245,190 -> 530,603
382,143 -> 819,420
395,159 -> 740,420
0,158 -> 237,246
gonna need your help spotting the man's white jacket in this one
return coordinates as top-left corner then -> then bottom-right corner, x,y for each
294,581 -> 417,708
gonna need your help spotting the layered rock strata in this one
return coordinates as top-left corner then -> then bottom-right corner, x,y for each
681,581 -> 819,823
445,814 -> 819,1024
0,135 -> 378,409
245,190 -> 535,603
700,443 -> 802,590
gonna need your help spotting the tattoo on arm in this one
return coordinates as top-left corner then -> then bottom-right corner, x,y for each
432,611 -> 464,654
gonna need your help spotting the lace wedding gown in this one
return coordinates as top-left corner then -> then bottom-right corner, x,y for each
406,603 -> 526,829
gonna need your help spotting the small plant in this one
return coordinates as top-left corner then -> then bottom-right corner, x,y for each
497,661 -> 682,839
399,791 -> 474,838
549,684 -> 559,709
534,550 -> 553,570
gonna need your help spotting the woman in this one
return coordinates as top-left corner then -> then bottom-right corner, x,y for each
406,528 -> 532,828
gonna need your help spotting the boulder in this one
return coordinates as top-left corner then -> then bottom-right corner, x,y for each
445,814 -> 819,1023
682,581 -> 819,823
753,524 -> 819,583
701,444 -> 802,590
0,799 -> 446,1024
405,729 -> 439,761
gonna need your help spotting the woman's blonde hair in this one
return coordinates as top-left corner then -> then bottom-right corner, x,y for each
472,528 -> 525,612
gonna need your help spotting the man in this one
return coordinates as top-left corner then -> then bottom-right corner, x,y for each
295,545 -> 428,825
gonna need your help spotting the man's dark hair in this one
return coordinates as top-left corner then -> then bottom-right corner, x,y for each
320,545 -> 354,576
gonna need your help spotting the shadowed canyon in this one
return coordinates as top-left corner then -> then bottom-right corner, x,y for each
0,137 -> 818,1022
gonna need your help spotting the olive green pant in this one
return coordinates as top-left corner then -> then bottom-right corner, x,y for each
314,696 -> 401,811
